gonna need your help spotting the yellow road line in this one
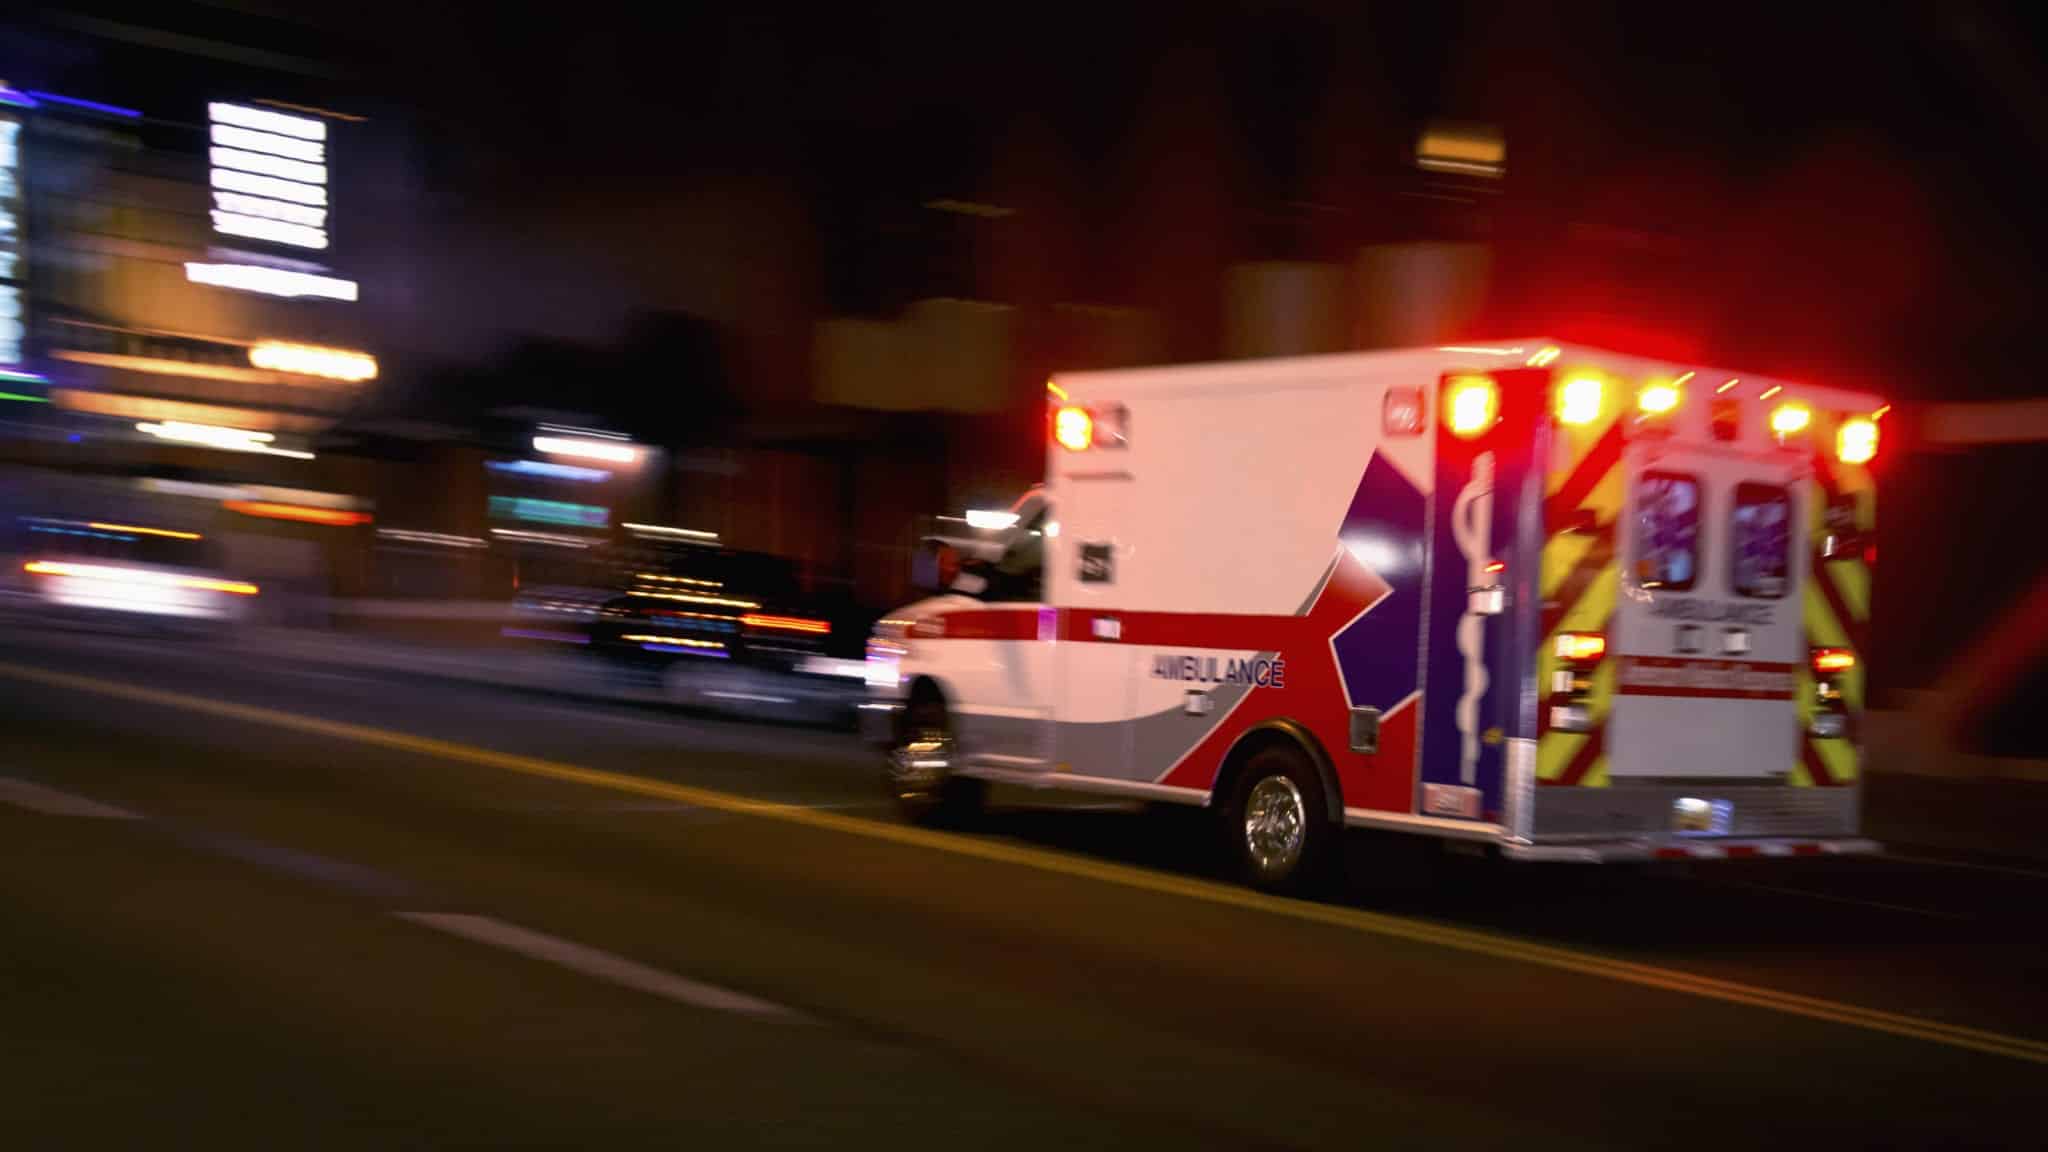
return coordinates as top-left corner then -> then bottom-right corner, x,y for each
7,658 -> 2045,1066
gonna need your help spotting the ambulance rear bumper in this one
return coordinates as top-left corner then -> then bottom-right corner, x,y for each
1501,836 -> 1881,863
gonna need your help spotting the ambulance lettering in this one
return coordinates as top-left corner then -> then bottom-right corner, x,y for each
1647,599 -> 1775,626
1150,654 -> 1286,687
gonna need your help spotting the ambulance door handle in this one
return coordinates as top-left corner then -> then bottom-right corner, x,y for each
1467,585 -> 1506,616
1674,623 -> 1702,654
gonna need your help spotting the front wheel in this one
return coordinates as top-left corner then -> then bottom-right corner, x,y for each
887,696 -> 983,826
1223,744 -> 1333,892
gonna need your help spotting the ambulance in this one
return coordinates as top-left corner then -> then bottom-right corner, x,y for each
862,343 -> 1883,889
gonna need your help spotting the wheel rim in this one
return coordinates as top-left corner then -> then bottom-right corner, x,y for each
888,726 -> 954,798
1243,774 -> 1307,876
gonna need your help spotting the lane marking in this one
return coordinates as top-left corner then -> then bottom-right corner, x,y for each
5,659 -> 2045,1066
0,768 -> 794,1021
397,912 -> 795,1019
0,777 -> 143,820
201,832 -> 418,902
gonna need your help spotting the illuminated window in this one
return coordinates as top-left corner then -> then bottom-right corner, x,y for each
1731,483 -> 1791,599
1632,471 -> 1700,591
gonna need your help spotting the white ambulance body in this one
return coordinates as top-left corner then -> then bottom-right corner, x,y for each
864,342 -> 1883,887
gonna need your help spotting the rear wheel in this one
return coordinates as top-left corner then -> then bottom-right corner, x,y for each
888,694 -> 983,826
1223,743 -> 1332,892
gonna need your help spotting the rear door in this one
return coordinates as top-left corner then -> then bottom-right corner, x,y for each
1607,445 -> 1804,780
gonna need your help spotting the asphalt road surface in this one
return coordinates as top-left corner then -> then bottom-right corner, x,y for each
0,626 -> 2040,1148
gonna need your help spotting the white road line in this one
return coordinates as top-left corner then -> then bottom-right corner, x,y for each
0,778 -> 143,820
396,912 -> 796,1019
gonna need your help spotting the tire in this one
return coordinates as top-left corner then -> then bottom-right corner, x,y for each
888,694 -> 983,827
1222,742 -> 1332,892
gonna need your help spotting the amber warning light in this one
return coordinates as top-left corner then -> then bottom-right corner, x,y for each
1445,375 -> 1499,438
1054,406 -> 1094,452
1837,416 -> 1879,465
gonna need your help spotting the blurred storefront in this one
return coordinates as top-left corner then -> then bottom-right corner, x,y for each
0,13 -> 418,613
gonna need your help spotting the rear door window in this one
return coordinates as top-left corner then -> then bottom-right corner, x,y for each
1632,471 -> 1700,591
1731,483 -> 1792,599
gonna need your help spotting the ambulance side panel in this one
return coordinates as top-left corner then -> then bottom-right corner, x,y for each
1046,354 -> 1441,813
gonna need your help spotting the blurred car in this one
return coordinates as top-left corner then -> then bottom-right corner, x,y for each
510,536 -> 867,724
2,515 -> 258,634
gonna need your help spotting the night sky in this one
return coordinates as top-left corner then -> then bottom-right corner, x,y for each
18,3 -> 2048,403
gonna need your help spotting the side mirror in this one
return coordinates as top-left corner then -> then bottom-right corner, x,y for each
910,540 -> 961,592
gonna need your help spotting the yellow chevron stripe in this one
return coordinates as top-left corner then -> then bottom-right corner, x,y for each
1541,531 -> 1595,600
1813,733 -> 1859,783
1803,583 -> 1852,648
1537,383 -> 1626,789
1536,730 -> 1586,781
1536,657 -> 1615,782
1800,458 -> 1870,784
1834,559 -> 1871,622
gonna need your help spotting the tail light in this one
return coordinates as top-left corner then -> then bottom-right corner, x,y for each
1809,647 -> 1855,738
1811,648 -> 1855,675
1556,632 -> 1607,664
1549,631 -> 1605,733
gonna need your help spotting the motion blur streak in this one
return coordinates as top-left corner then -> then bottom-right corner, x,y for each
182,262 -> 358,301
2,658 -> 2042,1067
23,561 -> 257,595
621,522 -> 717,540
532,435 -> 640,464
137,420 -> 315,459
87,522 -> 201,540
618,634 -> 724,649
740,614 -> 830,634
223,500 -> 369,526
629,590 -> 758,609
247,341 -> 378,381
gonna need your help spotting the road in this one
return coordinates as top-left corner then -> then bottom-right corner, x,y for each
0,626 -> 2040,1148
